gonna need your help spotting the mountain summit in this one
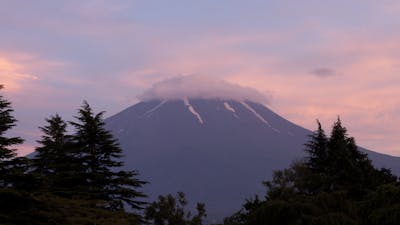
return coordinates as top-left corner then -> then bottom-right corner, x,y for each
137,75 -> 269,103
105,77 -> 400,221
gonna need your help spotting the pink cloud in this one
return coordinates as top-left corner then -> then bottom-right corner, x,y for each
117,29 -> 400,156
0,57 -> 39,92
2,6 -> 400,157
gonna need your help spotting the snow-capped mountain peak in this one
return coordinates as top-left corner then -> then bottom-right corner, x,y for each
105,77 -> 400,221
137,75 -> 269,104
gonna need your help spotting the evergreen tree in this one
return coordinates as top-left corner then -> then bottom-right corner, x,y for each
32,114 -> 78,191
325,118 -> 376,196
0,85 -> 24,187
70,101 -> 146,211
305,120 -> 328,174
302,120 -> 330,193
34,114 -> 68,175
222,118 -> 399,225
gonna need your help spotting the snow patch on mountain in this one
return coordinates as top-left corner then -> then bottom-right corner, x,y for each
143,100 -> 167,117
240,101 -> 280,133
184,98 -> 204,124
224,102 -> 240,119
224,102 -> 236,113
138,75 -> 269,103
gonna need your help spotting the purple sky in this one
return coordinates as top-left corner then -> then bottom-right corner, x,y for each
1,0 -> 399,156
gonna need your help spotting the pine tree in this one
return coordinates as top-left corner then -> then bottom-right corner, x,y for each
326,117 -> 373,194
33,114 -> 68,175
314,117 -> 398,199
32,114 -> 78,191
223,118 -> 399,225
0,85 -> 24,187
70,101 -> 146,211
302,120 -> 331,193
305,120 -> 328,173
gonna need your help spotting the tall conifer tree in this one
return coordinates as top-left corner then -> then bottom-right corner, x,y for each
70,101 -> 146,211
305,120 -> 328,173
32,114 -> 79,191
34,114 -> 68,175
0,85 -> 23,187
326,117 -> 373,194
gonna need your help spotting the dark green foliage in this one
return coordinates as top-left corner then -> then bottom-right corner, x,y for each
0,85 -> 24,187
305,120 -> 328,173
222,119 -> 399,225
145,192 -> 207,225
69,101 -> 146,211
263,161 -> 312,199
0,188 -> 140,225
0,88 -> 148,224
214,193 -> 361,225
33,102 -> 147,213
221,196 -> 263,225
303,120 -> 329,193
324,118 -> 373,195
242,194 -> 358,225
33,114 -> 69,176
32,114 -> 79,192
360,184 -> 400,225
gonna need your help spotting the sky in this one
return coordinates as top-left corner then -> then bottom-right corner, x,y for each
1,0 -> 399,156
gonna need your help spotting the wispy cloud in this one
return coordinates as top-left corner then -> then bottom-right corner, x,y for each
310,68 -> 337,77
0,57 -> 39,92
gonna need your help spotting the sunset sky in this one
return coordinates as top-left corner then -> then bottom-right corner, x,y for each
1,0 -> 399,156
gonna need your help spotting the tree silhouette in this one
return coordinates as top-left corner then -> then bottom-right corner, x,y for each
70,101 -> 146,212
0,85 -> 24,187
145,192 -> 206,225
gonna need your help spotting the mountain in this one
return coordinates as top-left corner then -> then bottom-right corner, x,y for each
105,97 -> 400,221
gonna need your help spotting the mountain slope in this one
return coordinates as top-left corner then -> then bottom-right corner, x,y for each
105,98 -> 400,221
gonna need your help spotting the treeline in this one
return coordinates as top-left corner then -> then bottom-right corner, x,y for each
0,86 -> 205,225
1,85 -> 400,225
220,120 -> 400,225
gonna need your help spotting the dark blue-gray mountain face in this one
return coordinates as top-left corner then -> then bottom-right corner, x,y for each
105,98 -> 400,221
